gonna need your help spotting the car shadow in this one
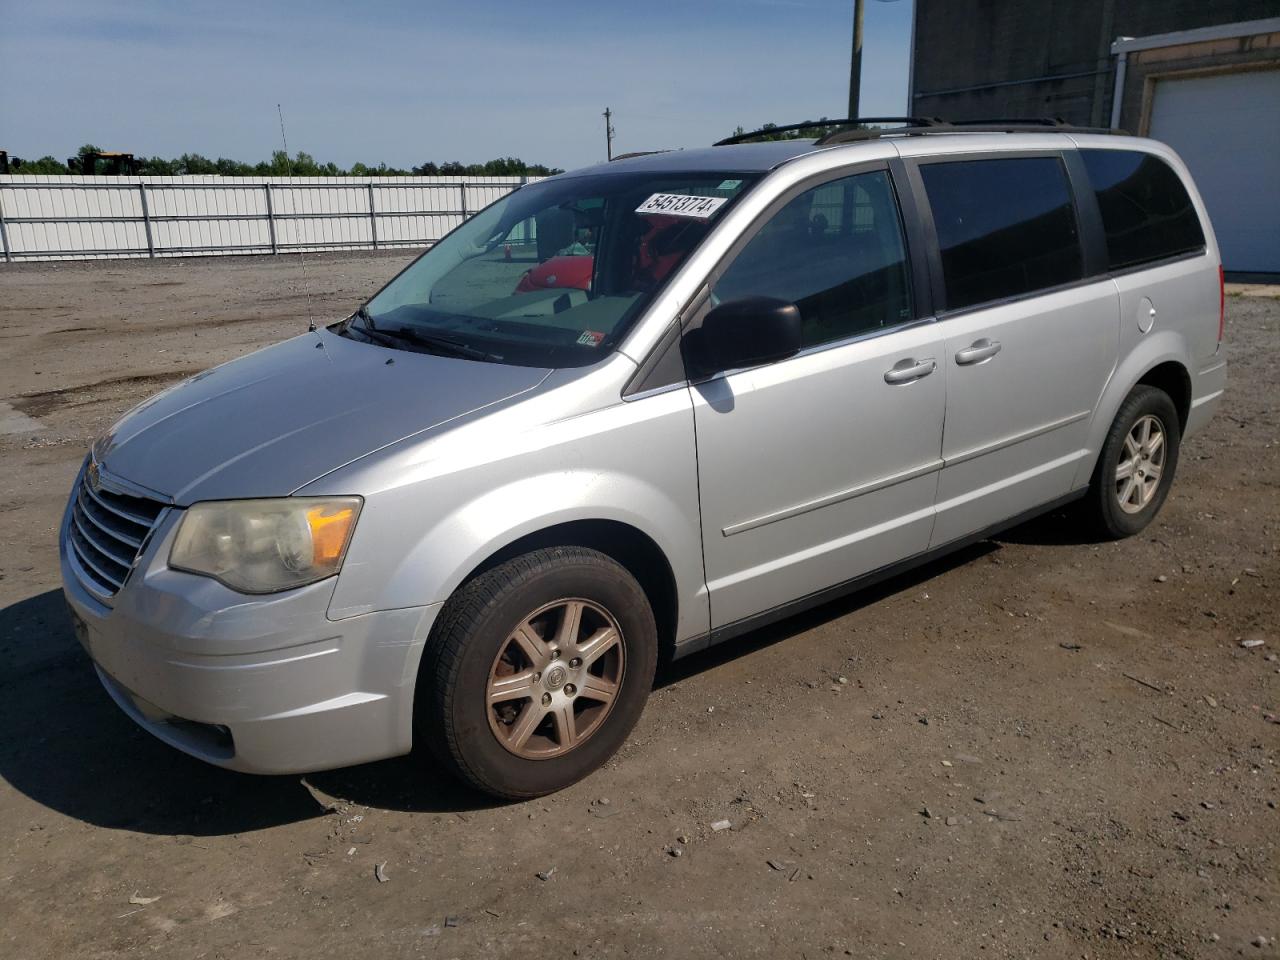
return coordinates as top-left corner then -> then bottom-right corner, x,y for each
1,514 -> 1081,827
989,502 -> 1103,547
0,589 -> 502,834
655,539 -> 998,687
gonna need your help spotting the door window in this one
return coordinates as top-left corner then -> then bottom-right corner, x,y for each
1079,149 -> 1205,270
919,157 -> 1083,311
712,170 -> 914,348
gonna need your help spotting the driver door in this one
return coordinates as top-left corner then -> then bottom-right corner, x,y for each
688,166 -> 946,630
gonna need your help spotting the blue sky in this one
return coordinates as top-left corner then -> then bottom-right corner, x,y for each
0,0 -> 914,171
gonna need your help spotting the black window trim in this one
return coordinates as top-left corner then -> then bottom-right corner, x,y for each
903,147 -> 1211,323
694,159 -> 934,329
905,149 -> 1096,319
625,157 -> 935,397
1074,147 -> 1208,274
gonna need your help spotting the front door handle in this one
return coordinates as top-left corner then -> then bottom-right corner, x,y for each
955,338 -> 1002,365
884,358 -> 936,384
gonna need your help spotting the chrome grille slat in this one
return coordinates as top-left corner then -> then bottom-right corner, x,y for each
66,464 -> 165,602
69,524 -> 127,589
75,491 -> 143,550
81,477 -> 161,528
71,503 -> 136,570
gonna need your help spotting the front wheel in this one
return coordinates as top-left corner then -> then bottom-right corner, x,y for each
417,546 -> 658,800
1084,385 -> 1181,539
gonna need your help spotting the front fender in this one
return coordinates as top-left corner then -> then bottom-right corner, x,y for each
392,468 -> 700,626
311,383 -> 708,643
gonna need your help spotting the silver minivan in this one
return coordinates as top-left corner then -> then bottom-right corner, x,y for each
61,121 -> 1227,798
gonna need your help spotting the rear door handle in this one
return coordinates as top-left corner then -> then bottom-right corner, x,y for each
884,358 -> 936,384
955,338 -> 1002,365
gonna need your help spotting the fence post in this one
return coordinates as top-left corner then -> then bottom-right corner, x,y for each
138,182 -> 156,258
0,191 -> 11,262
459,182 -> 468,221
367,182 -> 379,249
264,183 -> 278,254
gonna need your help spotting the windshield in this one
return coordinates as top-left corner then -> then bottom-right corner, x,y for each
349,171 -> 758,367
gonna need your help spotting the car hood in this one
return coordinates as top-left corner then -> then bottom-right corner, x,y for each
92,329 -> 551,504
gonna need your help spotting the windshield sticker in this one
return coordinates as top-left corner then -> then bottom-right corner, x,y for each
577,330 -> 605,347
636,193 -> 728,220
716,179 -> 743,191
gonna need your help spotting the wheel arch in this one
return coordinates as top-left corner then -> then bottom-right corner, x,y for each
1135,360 -> 1191,433
1074,332 -> 1192,490
453,518 -> 681,664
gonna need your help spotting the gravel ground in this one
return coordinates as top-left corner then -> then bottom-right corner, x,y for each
0,253 -> 1276,960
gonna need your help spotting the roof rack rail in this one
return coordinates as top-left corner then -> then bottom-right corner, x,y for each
947,116 -> 1072,126
814,118 -> 1124,145
715,117 -> 942,146
610,150 -> 672,162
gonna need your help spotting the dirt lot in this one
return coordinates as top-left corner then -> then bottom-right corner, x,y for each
0,253 -> 1276,960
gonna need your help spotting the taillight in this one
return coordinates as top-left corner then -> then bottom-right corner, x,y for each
1218,265 -> 1226,343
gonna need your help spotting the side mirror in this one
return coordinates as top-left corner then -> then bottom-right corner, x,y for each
683,296 -> 802,380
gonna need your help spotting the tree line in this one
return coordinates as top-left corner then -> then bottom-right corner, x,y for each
4,144 -> 563,177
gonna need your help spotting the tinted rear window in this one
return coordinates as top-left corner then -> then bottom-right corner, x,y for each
1080,149 -> 1205,271
920,156 -> 1083,311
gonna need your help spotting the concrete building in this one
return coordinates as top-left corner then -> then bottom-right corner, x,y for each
910,1 -> 1280,274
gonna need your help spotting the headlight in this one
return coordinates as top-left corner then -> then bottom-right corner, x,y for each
170,498 -> 362,594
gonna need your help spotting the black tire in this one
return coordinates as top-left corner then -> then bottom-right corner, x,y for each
416,546 -> 658,800
1084,384 -> 1181,539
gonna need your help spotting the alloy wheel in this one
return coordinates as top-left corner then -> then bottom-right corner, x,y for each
1115,414 -> 1166,514
486,598 -> 625,759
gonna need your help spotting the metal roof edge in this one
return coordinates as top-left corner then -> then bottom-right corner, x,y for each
1111,17 -> 1280,55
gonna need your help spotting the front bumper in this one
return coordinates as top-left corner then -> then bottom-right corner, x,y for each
60,493 -> 440,775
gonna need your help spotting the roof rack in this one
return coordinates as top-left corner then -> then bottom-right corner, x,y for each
714,117 -> 1124,147
610,150 -> 672,162
715,117 -> 942,147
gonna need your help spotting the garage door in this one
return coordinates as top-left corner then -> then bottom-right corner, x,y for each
1148,69 -> 1280,274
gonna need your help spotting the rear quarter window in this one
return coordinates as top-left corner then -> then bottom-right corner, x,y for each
1080,149 -> 1206,271
919,156 -> 1083,312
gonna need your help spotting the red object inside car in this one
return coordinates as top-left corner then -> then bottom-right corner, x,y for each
515,254 -> 594,294
514,215 -> 703,295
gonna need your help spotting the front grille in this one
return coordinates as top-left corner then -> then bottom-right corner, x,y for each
68,466 -> 166,600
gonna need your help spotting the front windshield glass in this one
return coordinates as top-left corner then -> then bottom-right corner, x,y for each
351,171 -> 758,367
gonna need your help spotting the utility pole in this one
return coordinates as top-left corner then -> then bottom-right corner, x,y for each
847,0 -> 865,119
603,107 -> 615,161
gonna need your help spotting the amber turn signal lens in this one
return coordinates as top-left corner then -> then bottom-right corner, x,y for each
307,504 -> 357,564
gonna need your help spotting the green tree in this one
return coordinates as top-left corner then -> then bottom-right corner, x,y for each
138,156 -> 177,175
174,153 -> 218,175
12,155 -> 70,174
8,145 -> 561,178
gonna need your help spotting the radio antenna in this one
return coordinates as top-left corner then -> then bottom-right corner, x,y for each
277,103 -> 317,333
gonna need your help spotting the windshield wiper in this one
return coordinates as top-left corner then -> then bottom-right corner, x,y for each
383,326 -> 503,362
346,306 -> 501,362
345,304 -> 383,338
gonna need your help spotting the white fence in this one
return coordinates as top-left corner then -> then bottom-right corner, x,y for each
0,174 -> 537,262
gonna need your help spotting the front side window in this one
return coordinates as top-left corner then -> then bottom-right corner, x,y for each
352,172 -> 757,367
712,169 -> 914,348
920,156 -> 1083,311
1080,149 -> 1205,271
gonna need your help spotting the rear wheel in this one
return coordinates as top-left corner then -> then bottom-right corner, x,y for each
1085,385 -> 1181,539
417,546 -> 657,800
